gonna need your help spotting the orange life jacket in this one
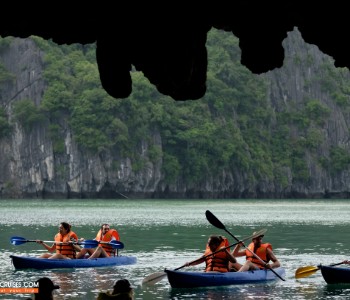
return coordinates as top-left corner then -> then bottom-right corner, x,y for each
245,242 -> 272,269
95,229 -> 120,257
204,237 -> 230,272
54,231 -> 78,258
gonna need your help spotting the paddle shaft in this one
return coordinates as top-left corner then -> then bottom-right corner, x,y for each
11,236 -> 122,251
24,240 -> 82,245
34,240 -> 102,250
21,239 -> 121,248
329,262 -> 346,267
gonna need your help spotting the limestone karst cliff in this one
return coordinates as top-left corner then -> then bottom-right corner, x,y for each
1,28 -> 350,199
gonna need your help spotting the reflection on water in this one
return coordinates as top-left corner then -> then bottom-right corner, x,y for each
1,199 -> 350,299
321,284 -> 350,298
168,284 -> 278,300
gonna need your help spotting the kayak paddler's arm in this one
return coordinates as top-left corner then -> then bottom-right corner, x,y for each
232,241 -> 245,257
266,248 -> 280,269
72,243 -> 82,252
226,250 -> 243,271
225,249 -> 238,264
36,240 -> 55,252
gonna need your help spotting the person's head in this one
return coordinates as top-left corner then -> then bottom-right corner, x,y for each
34,277 -> 59,300
59,222 -> 71,234
112,279 -> 133,296
207,235 -> 223,251
101,223 -> 110,234
252,231 -> 264,246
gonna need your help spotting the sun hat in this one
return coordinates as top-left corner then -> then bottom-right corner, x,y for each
252,230 -> 266,239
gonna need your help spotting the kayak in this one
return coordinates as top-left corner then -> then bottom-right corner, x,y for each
165,267 -> 286,288
10,254 -> 137,270
320,265 -> 350,284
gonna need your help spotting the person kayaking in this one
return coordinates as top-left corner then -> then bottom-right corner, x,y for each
184,235 -> 241,272
76,223 -> 120,259
232,231 -> 281,271
36,222 -> 78,259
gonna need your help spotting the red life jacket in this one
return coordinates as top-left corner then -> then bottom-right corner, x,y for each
54,231 -> 78,258
245,242 -> 272,269
96,229 -> 120,257
204,237 -> 230,272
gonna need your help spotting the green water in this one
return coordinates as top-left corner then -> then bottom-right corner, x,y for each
1,199 -> 350,299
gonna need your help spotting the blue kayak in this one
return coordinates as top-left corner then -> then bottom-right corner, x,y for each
10,254 -> 137,270
165,267 -> 286,288
320,265 -> 350,284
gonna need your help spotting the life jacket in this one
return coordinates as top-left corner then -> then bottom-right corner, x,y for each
54,231 -> 78,258
245,242 -> 272,269
204,237 -> 230,272
96,229 -> 120,257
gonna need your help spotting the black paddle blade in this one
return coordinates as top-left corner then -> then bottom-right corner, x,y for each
205,210 -> 226,230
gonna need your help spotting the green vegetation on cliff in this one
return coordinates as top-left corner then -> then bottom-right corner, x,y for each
2,29 -> 350,188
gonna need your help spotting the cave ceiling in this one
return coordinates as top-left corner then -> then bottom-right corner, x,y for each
0,4 -> 348,100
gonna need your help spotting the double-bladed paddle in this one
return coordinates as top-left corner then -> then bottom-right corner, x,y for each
10,236 -> 124,249
142,229 -> 267,285
10,236 -> 95,248
295,262 -> 345,279
205,210 -> 285,281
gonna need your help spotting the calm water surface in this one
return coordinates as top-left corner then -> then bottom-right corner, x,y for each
1,199 -> 350,299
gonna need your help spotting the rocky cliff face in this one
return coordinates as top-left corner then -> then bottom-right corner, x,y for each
0,39 -> 162,199
1,28 -> 350,199
265,29 -> 350,198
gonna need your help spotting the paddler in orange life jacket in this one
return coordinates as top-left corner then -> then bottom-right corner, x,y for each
36,222 -> 78,259
184,235 -> 242,272
232,231 -> 281,272
76,223 -> 120,259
